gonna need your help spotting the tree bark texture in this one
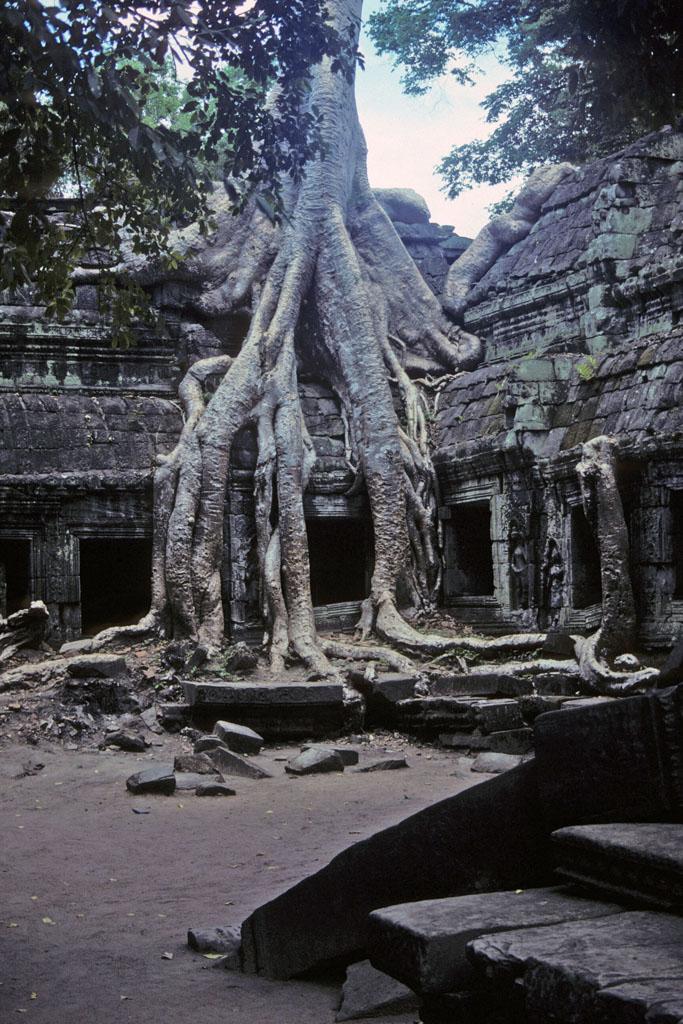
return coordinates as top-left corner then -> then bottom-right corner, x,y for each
84,4 -> 658,690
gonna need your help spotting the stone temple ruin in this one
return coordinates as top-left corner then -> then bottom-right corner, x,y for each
1,128 -> 682,657
1,126 -> 683,1024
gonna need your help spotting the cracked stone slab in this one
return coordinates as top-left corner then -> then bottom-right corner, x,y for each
468,911 -> 683,1024
368,886 -> 622,995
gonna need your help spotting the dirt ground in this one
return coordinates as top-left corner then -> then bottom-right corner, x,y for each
0,732 -> 485,1023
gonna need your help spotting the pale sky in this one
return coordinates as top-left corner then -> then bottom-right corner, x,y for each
356,1 -> 517,237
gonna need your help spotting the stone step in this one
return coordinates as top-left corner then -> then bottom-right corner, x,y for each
468,910 -> 683,1024
181,679 -> 349,739
351,672 -> 419,727
240,761 -> 551,979
552,822 -> 683,910
395,696 -> 526,737
427,664 -> 579,699
367,885 -> 622,996
394,697 -> 474,733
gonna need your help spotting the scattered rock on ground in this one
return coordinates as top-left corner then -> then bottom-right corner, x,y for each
140,706 -> 163,734
285,747 -> 345,775
175,771 -> 223,791
336,959 -> 418,1021
66,654 -> 128,678
208,746 -> 272,780
195,782 -> 236,797
354,757 -> 408,772
174,752 -> 218,774
194,735 -> 231,755
102,730 -> 148,752
188,924 -> 242,966
213,720 -> 264,755
302,744 -> 359,766
471,752 -> 523,774
126,765 -> 176,795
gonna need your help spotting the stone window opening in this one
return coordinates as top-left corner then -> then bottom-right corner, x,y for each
79,537 -> 152,636
672,491 -> 683,600
570,506 -> 602,609
305,517 -> 372,607
448,501 -> 495,597
0,538 -> 32,617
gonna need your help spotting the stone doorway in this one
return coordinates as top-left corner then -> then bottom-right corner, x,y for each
79,537 -> 152,636
0,538 -> 31,617
570,507 -> 602,609
305,518 -> 372,607
447,501 -> 495,597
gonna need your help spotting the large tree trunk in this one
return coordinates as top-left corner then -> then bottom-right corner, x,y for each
107,0 -> 503,672
83,2 -> 654,689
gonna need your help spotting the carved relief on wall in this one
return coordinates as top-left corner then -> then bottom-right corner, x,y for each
542,537 -> 565,628
508,518 -> 530,611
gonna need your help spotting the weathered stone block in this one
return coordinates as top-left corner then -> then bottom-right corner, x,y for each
285,748 -> 345,775
302,744 -> 359,766
468,911 -> 683,1024
195,781 -> 236,797
208,746 -> 272,780
126,765 -> 176,795
175,771 -> 222,791
552,822 -> 683,909
471,699 -> 526,734
439,728 -> 533,755
173,752 -> 218,774
534,684 -> 683,829
368,886 -> 621,995
471,752 -> 523,774
354,757 -> 408,772
213,720 -> 264,755
188,924 -> 241,957
66,653 -> 128,678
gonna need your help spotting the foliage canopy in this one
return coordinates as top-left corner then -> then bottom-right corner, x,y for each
0,1 -> 358,319
368,0 -> 683,199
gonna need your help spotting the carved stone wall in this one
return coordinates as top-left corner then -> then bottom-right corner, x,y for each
434,127 -> 683,646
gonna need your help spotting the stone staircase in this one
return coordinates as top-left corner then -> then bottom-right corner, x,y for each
367,821 -> 683,1022
355,662 -> 589,756
238,682 -> 683,1013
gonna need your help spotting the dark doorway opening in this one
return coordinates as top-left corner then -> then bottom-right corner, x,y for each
449,502 -> 494,596
80,537 -> 152,636
673,491 -> 683,600
306,518 -> 371,606
0,538 -> 31,616
571,507 -> 602,608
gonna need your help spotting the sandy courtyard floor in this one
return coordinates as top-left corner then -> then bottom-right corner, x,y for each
0,733 -> 483,1023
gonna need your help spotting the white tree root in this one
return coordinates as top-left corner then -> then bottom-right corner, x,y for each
80,6 -> 658,698
573,436 -> 659,695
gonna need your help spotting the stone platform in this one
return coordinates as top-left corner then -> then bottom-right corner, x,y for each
181,679 -> 353,740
